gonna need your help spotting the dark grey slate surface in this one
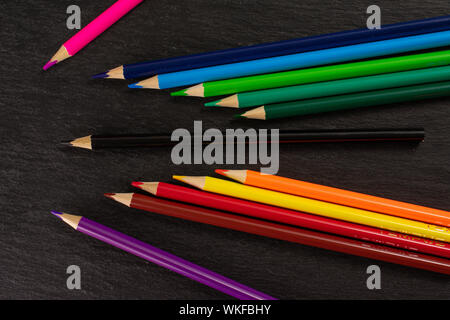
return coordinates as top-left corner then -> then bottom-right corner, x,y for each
1,0 -> 449,299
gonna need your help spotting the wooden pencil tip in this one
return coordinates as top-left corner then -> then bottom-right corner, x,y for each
132,76 -> 160,89
216,170 -> 247,183
239,106 -> 266,120
207,95 -> 239,108
172,176 -> 206,189
66,135 -> 92,150
44,45 -> 70,70
138,182 -> 159,195
131,181 -> 143,189
52,212 -> 82,229
90,66 -> 125,79
104,193 -> 133,207
183,84 -> 204,97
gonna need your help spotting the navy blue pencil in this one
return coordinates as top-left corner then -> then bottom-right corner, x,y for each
93,15 -> 450,80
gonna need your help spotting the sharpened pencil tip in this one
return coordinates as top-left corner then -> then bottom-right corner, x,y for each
131,181 -> 143,188
215,169 -> 228,176
103,193 -> 116,199
233,114 -> 244,119
51,211 -> 63,218
170,89 -> 187,96
204,101 -> 217,107
60,140 -> 73,147
128,83 -> 143,89
43,60 -> 57,71
172,175 -> 185,181
91,72 -> 108,79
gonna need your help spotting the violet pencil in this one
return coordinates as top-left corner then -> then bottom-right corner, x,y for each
51,211 -> 275,300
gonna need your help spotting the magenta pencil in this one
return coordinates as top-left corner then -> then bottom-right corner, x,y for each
43,0 -> 143,70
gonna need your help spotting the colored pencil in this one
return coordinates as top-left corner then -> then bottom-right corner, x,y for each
173,176 -> 450,242
51,211 -> 275,300
173,49 -> 450,97
43,0 -> 143,70
131,30 -> 450,89
131,182 -> 450,258
215,170 -> 450,228
237,81 -> 450,120
94,15 -> 450,79
105,194 -> 450,275
207,66 -> 450,108
60,132 -> 281,150
61,129 -> 425,150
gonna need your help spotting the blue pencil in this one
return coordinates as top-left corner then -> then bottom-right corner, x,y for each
95,15 -> 450,80
130,30 -> 450,90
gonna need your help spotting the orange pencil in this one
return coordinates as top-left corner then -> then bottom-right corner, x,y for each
216,169 -> 450,227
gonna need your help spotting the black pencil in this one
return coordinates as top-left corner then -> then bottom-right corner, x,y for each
61,129 -> 425,150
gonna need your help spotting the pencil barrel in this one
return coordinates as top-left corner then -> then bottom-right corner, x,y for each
92,134 -> 174,148
77,216 -> 274,300
129,194 -> 450,275
158,30 -> 450,89
65,0 -> 144,55
240,170 -> 450,227
87,129 -> 424,149
236,66 -> 450,108
200,177 -> 450,242
203,50 -> 450,97
90,133 -> 281,148
148,184 -> 450,258
276,129 -> 425,142
123,15 -> 450,79
263,81 -> 450,119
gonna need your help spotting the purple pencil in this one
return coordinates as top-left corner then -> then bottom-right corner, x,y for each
51,211 -> 275,300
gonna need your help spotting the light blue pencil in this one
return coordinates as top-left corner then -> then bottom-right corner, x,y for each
129,30 -> 450,90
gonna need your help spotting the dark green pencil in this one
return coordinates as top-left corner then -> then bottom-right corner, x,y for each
237,81 -> 450,120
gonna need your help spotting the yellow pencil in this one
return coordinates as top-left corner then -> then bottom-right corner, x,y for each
173,176 -> 450,242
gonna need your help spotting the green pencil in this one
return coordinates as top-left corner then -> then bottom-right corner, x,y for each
206,65 -> 450,108
171,50 -> 450,98
237,81 -> 450,120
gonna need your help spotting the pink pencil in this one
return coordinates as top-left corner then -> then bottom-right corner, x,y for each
43,0 -> 143,70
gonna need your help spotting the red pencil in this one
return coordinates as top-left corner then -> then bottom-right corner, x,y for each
132,181 -> 450,259
106,192 -> 450,275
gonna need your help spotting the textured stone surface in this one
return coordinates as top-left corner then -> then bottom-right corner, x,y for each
1,0 -> 449,299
